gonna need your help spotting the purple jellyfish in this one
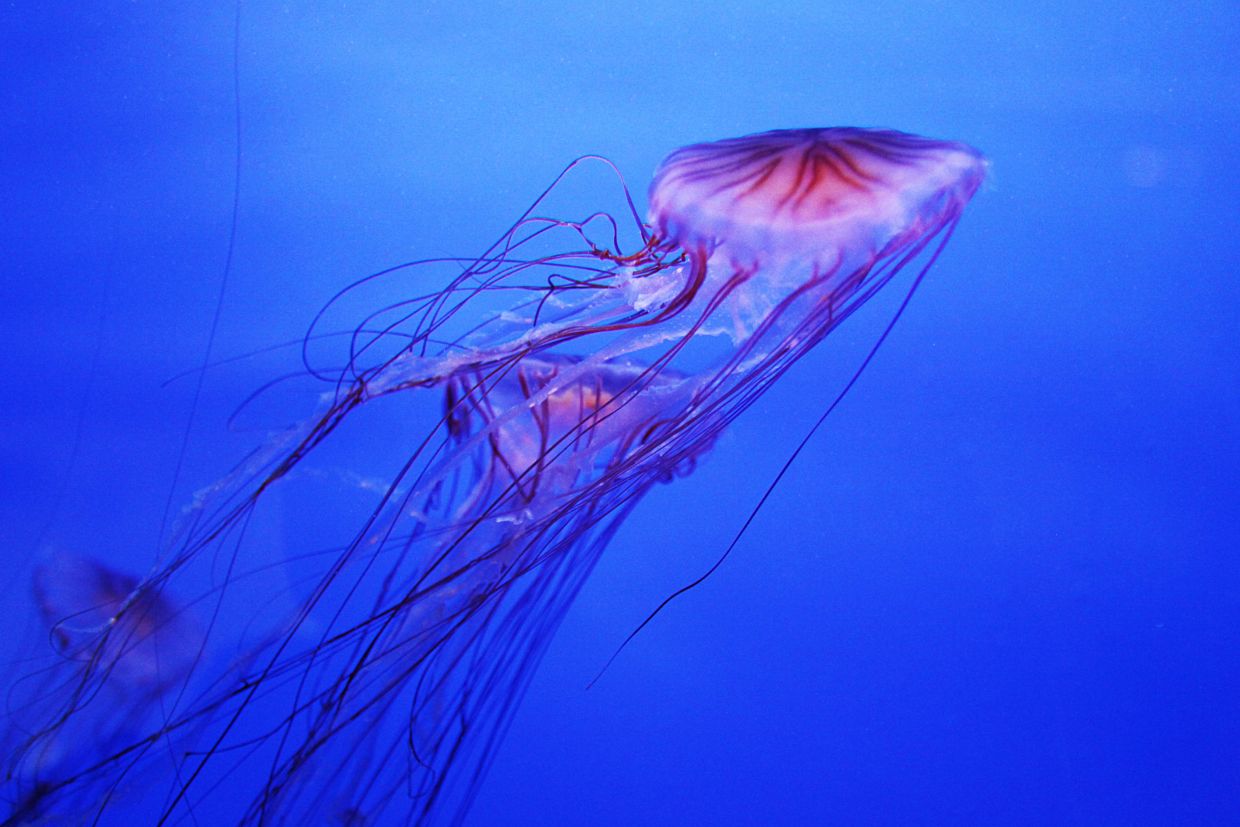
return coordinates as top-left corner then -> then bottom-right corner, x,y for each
2,128 -> 985,826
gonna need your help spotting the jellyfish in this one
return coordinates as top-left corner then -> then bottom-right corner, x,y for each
3,551 -> 203,823
1,127 -> 985,825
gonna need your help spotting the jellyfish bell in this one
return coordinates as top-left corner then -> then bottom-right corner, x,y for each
31,550 -> 202,692
4,552 -> 203,819
648,127 -> 987,268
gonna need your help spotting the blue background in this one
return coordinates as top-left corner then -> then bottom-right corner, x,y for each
2,2 -> 1238,825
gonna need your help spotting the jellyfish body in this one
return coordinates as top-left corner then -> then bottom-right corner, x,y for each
4,552 -> 203,822
2,128 -> 984,825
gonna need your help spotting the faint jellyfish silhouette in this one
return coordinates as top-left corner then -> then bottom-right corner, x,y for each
4,551 -> 202,822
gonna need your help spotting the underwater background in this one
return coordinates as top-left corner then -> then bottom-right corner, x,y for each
2,2 -> 1237,825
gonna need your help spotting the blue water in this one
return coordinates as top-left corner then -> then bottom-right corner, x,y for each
2,2 -> 1238,825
